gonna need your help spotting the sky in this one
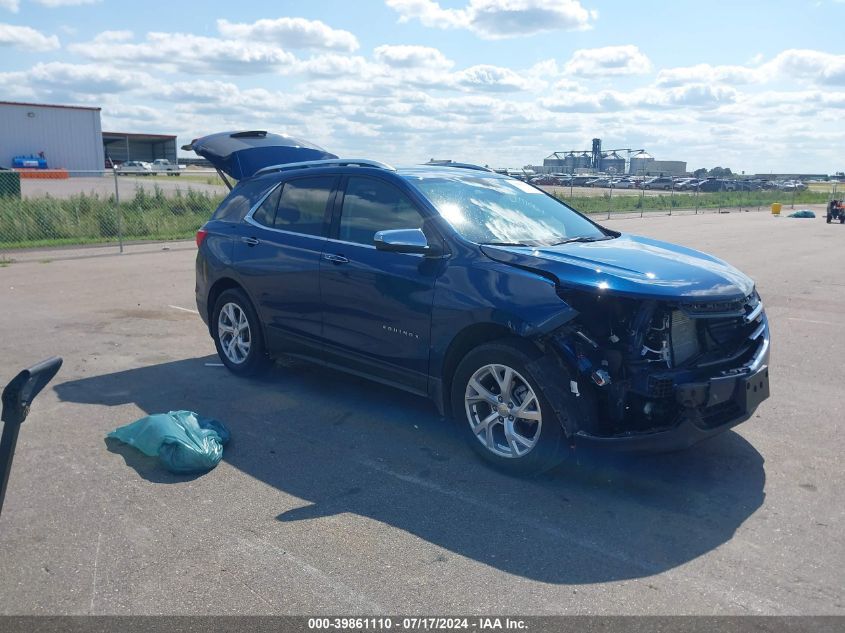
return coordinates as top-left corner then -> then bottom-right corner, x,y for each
1,0 -> 844,173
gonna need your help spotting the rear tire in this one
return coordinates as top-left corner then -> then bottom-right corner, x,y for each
451,340 -> 568,475
211,288 -> 270,376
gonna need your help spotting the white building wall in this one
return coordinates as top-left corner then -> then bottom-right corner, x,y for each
0,102 -> 104,171
648,160 -> 687,176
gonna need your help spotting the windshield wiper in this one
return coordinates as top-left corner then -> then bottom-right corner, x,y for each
547,235 -> 614,246
480,241 -> 532,247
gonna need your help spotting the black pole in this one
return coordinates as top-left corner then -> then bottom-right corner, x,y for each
0,357 -> 62,519
0,423 -> 22,518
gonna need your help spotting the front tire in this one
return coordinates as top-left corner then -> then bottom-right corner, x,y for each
211,288 -> 270,376
451,340 -> 567,474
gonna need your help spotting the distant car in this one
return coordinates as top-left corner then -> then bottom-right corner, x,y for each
611,179 -> 634,189
531,175 -> 562,186
150,159 -> 182,176
588,177 -> 612,188
694,179 -> 723,192
570,176 -> 595,187
116,160 -> 152,176
673,178 -> 697,191
780,180 -> 807,191
642,177 -> 675,190
677,180 -> 702,191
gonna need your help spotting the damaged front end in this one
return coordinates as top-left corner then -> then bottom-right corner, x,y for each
538,288 -> 770,451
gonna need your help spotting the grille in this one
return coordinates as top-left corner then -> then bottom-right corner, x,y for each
683,292 -> 756,315
707,317 -> 745,345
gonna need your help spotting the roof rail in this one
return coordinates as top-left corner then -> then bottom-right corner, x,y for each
423,162 -> 494,173
254,158 -> 395,177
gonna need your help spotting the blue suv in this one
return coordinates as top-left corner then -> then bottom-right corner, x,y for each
190,131 -> 770,473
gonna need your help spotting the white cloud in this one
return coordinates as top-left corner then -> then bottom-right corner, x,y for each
216,17 -> 359,52
0,22 -> 60,51
564,45 -> 652,77
385,0 -> 597,39
540,84 -> 736,113
0,0 -> 19,12
373,44 -> 453,69
654,84 -> 737,108
90,30 -> 133,43
69,32 -> 296,75
27,62 -> 150,93
452,64 -> 538,92
656,63 -> 762,87
767,49 -> 845,85
293,54 -> 381,78
658,50 -> 845,88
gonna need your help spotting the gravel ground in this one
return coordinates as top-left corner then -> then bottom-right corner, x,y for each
0,212 -> 842,615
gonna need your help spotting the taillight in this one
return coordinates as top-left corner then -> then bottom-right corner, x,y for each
196,228 -> 208,248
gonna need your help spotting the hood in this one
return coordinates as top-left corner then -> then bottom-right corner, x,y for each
183,131 -> 337,180
480,234 -> 754,301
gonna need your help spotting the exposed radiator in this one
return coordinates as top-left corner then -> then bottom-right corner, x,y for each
671,310 -> 700,365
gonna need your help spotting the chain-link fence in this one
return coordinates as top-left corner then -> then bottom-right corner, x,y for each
0,168 -> 228,257
550,181 -> 843,219
1,168 -> 842,259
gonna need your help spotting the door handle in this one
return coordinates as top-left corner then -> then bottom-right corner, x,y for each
323,253 -> 349,264
242,237 -> 260,247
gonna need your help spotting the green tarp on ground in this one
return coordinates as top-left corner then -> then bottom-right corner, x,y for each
108,410 -> 230,473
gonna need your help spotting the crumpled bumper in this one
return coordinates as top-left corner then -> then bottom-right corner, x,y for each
575,320 -> 771,453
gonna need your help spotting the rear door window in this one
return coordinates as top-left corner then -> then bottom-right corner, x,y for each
273,176 -> 336,237
338,177 -> 422,246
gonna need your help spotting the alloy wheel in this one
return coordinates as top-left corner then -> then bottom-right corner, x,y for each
217,302 -> 251,365
464,363 -> 542,459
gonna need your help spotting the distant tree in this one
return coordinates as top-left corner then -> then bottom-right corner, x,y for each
693,168 -> 708,177
707,166 -> 734,178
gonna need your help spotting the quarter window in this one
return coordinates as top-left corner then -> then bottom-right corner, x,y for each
212,179 -> 275,223
251,185 -> 281,227
273,176 -> 335,237
339,177 -> 422,246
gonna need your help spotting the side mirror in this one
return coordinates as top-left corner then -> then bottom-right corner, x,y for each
374,228 -> 440,255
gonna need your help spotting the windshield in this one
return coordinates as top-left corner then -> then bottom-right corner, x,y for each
409,174 -> 607,245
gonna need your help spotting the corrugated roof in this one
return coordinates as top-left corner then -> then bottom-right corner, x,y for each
102,132 -> 177,140
0,100 -> 101,112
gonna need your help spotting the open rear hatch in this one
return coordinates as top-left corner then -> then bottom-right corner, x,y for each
182,131 -> 337,184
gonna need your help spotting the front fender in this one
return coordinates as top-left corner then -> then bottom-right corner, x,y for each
430,259 -> 577,379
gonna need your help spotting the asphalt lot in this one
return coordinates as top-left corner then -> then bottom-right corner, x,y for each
0,212 -> 843,615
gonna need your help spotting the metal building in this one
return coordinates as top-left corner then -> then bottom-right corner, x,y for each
0,101 -> 104,171
601,151 -> 625,174
628,151 -> 654,175
542,152 -> 567,171
576,152 -> 592,170
102,132 -> 177,166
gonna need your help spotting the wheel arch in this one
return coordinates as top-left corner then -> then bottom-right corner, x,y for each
206,277 -> 266,345
436,322 -> 543,417
206,277 -> 244,330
